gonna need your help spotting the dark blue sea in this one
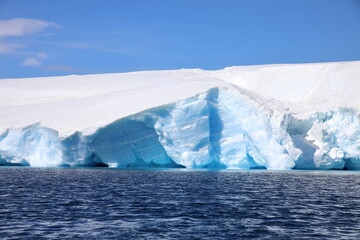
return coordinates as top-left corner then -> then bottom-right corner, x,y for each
0,168 -> 360,239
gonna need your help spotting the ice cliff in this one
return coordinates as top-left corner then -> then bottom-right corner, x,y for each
1,61 -> 360,169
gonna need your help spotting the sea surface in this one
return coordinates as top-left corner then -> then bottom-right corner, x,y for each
0,168 -> 360,239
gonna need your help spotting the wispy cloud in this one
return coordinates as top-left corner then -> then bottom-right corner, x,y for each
0,18 -> 59,38
0,18 -> 58,61
42,64 -> 85,73
21,57 -> 42,67
61,41 -> 142,55
0,42 -> 24,54
62,41 -> 92,49
20,52 -> 48,68
37,52 -> 48,59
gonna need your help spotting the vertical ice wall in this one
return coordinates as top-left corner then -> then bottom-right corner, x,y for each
147,88 -> 300,169
0,123 -> 62,166
1,87 -> 360,170
289,108 -> 360,170
59,87 -> 301,169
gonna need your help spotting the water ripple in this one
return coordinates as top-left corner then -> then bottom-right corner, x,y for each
0,168 -> 360,239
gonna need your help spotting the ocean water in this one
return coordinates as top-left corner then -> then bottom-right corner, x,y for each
0,168 -> 360,239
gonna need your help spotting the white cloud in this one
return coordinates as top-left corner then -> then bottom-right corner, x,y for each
21,57 -> 42,67
0,42 -> 23,54
0,18 -> 58,38
42,64 -> 84,72
0,18 -> 58,56
20,52 -> 49,68
63,42 -> 91,49
37,52 -> 48,59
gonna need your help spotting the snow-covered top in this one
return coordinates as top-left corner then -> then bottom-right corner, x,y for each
215,61 -> 360,114
1,61 -> 359,137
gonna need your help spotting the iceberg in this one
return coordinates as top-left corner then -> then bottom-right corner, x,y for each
0,61 -> 360,169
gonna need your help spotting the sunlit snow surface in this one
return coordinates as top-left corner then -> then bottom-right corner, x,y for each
1,61 -> 360,169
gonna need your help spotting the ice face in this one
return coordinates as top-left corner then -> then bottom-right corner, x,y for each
86,118 -> 177,168
147,87 -> 300,169
61,131 -> 92,167
291,108 -> 360,170
0,87 -> 299,169
0,123 -> 62,167
213,88 -> 300,170
0,87 -> 359,170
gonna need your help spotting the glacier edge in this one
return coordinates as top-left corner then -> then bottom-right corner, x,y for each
1,87 -> 360,170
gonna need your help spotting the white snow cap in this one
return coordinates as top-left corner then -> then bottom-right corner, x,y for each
0,61 -> 359,137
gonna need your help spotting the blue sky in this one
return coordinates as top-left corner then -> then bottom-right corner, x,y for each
0,0 -> 359,78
